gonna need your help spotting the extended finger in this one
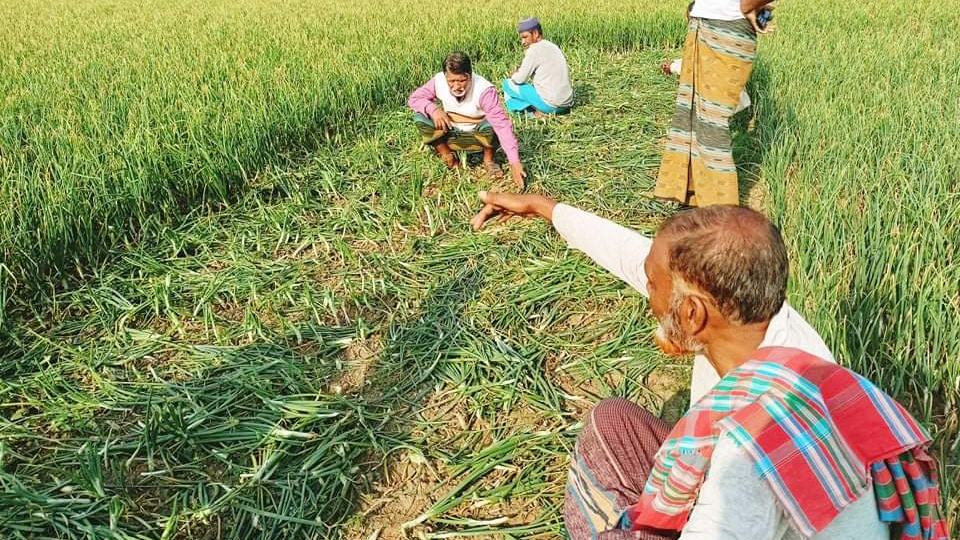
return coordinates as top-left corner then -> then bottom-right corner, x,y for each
470,203 -> 499,230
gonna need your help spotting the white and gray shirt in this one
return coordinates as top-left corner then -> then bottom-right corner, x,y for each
510,39 -> 574,109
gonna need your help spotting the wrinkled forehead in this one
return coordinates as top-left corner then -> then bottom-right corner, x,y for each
445,72 -> 470,83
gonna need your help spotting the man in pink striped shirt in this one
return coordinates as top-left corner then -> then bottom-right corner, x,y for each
408,52 -> 526,189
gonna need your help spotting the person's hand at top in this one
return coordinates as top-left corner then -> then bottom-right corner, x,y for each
741,0 -> 774,34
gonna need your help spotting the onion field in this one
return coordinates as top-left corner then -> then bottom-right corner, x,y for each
0,0 -> 956,538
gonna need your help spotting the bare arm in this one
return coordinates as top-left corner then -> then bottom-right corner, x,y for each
741,0 -> 775,33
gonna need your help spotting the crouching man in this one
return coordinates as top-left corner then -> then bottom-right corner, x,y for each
408,51 -> 526,188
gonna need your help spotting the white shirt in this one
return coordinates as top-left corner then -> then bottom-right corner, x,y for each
689,0 -> 745,21
432,72 -> 494,131
552,203 -> 888,539
510,39 -> 574,108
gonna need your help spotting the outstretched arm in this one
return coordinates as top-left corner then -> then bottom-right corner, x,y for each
471,192 -> 651,296
478,88 -> 520,164
478,89 -> 525,188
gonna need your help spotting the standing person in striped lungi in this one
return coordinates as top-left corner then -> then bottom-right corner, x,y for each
469,193 -> 950,540
654,0 -> 774,207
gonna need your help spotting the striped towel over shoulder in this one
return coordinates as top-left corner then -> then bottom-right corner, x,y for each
623,347 -> 949,539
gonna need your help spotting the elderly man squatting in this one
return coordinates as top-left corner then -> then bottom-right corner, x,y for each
408,51 -> 526,188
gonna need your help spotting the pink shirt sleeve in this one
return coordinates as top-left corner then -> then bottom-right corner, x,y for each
478,87 -> 520,163
408,79 -> 438,117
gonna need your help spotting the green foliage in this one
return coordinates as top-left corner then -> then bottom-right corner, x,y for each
0,0 -> 685,319
1,0 -> 957,537
753,0 -> 960,491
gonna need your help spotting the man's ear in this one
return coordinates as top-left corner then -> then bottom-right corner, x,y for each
680,294 -> 709,337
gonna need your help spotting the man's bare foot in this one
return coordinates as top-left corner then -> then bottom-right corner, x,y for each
533,110 -> 549,119
482,161 -> 504,179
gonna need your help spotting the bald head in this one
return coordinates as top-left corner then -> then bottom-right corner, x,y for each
657,205 -> 788,324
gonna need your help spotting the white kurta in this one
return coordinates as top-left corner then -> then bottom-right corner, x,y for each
680,435 -> 889,540
433,72 -> 494,131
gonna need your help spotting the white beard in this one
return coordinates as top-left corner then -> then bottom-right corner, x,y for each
655,294 -> 706,356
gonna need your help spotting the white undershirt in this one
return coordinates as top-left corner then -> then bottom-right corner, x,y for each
551,203 -> 887,538
689,0 -> 745,21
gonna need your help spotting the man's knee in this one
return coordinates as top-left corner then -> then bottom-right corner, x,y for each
583,397 -> 665,442
588,397 -> 641,423
414,114 -> 448,146
503,79 -> 525,99
414,112 -> 435,129
471,124 -> 496,149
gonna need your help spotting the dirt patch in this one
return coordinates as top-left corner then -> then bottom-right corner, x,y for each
344,454 -> 439,540
644,363 -> 691,424
326,336 -> 383,394
345,395 -> 573,540
745,170 -> 770,211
